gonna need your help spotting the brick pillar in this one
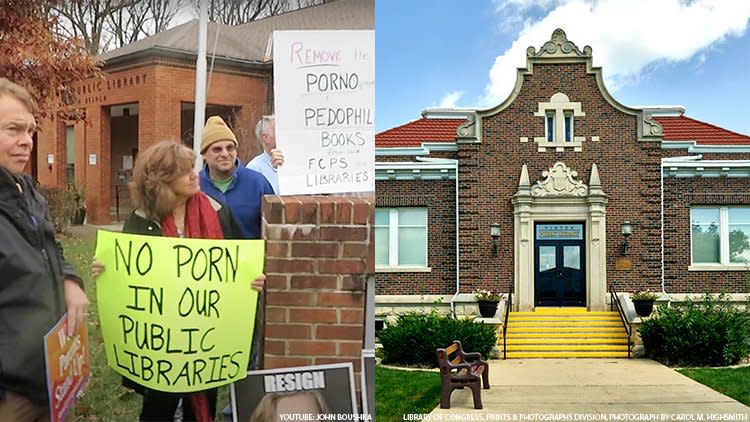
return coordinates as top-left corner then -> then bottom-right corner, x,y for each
263,195 -> 373,400
86,106 -> 112,224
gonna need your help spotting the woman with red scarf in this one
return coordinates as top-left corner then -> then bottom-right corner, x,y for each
93,141 -> 263,422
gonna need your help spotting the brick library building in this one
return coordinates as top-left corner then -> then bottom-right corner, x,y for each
33,0 -> 371,224
374,29 -> 750,339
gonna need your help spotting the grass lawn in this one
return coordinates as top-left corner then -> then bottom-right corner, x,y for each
375,366 -> 441,421
677,366 -> 750,407
59,233 -> 141,421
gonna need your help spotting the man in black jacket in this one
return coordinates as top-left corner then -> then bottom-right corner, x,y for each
0,78 -> 89,420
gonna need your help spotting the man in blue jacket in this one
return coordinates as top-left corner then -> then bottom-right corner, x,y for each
199,115 -> 274,239
0,78 -> 90,420
199,116 -> 273,420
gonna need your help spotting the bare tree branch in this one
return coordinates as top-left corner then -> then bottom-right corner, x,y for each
50,0 -> 140,55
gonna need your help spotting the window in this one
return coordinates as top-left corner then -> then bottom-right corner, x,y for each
546,113 -> 554,142
375,207 -> 428,270
544,111 -> 574,143
65,125 -> 75,184
564,111 -> 573,142
690,207 -> 750,266
532,93 -> 585,152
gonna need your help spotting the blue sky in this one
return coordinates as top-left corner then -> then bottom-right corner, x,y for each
375,0 -> 750,135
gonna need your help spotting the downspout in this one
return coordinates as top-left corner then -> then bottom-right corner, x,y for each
450,159 -> 459,318
415,157 -> 460,317
661,154 -> 702,302
660,158 -> 666,301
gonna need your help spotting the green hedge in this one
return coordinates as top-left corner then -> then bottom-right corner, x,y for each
639,294 -> 750,366
378,312 -> 497,367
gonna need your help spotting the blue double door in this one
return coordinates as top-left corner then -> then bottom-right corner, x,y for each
534,223 -> 586,307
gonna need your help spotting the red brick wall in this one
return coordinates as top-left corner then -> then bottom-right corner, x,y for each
459,62 -> 663,294
374,179 -> 457,295
262,195 -> 373,398
664,177 -> 750,292
39,63 -> 269,224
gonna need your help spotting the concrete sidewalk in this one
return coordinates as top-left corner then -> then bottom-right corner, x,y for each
431,359 -> 750,417
68,222 -> 124,239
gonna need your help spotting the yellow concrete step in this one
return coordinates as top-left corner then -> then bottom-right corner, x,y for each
500,309 -> 631,359
525,307 -> 588,314
504,337 -> 628,344
508,312 -> 620,321
505,326 -> 625,333
513,309 -> 615,316
508,316 -> 622,325
510,320 -> 623,326
504,344 -> 629,351
501,332 -> 628,338
503,351 -> 630,358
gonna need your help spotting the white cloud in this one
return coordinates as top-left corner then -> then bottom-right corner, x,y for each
438,90 -> 465,108
480,0 -> 750,107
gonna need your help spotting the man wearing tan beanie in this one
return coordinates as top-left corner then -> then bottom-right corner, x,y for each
199,115 -> 273,239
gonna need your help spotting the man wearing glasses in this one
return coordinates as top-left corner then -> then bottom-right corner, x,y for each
247,115 -> 284,194
199,115 -> 273,239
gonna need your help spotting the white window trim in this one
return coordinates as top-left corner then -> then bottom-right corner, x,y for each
532,92 -> 586,152
375,208 -> 430,272
689,206 -> 750,270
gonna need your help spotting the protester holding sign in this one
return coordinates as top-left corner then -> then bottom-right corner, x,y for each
199,116 -> 274,239
0,78 -> 90,420
92,141 -> 264,422
246,115 -> 285,194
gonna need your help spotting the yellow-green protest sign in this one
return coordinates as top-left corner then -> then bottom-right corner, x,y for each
94,230 -> 264,393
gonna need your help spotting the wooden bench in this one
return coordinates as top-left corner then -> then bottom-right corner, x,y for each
436,340 -> 489,409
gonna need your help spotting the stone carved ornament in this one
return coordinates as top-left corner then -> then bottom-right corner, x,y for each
531,162 -> 588,197
526,28 -> 592,58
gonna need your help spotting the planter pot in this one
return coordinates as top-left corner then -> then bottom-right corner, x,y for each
632,299 -> 654,317
477,300 -> 499,318
71,207 -> 86,225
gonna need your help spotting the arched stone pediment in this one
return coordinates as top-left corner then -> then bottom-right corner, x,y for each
531,162 -> 587,197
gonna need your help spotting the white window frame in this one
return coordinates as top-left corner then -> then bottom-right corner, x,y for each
564,111 -> 574,142
375,207 -> 430,272
689,206 -> 750,271
532,92 -> 585,152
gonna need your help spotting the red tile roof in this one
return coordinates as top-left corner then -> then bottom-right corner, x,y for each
376,115 -> 750,148
375,118 -> 465,147
654,115 -> 750,145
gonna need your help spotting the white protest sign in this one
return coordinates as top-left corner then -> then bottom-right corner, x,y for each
273,30 -> 374,195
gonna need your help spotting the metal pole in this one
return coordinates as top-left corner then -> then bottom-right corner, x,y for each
193,0 -> 208,169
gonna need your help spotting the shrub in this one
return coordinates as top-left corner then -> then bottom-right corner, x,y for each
378,311 -> 497,367
639,293 -> 750,367
38,186 -> 76,233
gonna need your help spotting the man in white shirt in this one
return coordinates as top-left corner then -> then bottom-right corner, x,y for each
246,115 -> 283,194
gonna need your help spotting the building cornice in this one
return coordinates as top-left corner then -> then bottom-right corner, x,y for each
662,159 -> 750,178
375,160 -> 457,181
103,46 -> 271,74
661,140 -> 750,153
375,142 -> 457,156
